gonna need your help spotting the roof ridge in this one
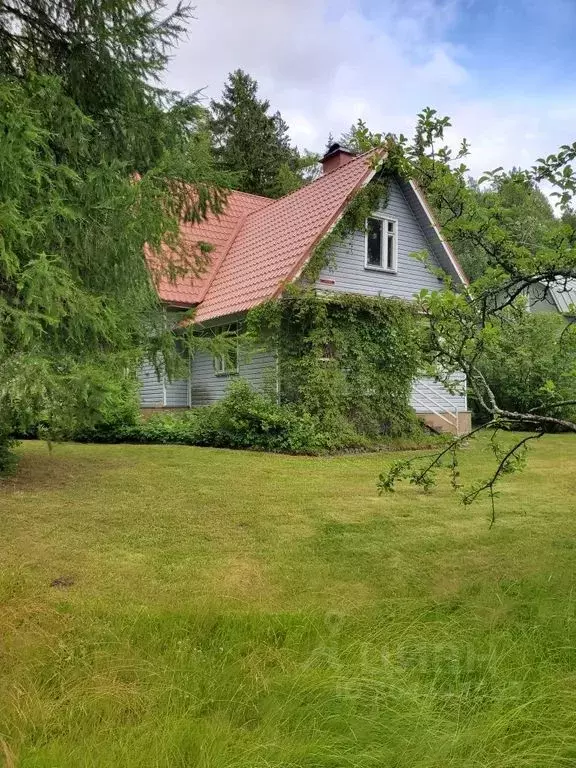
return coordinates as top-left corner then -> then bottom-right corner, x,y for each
272,158 -> 377,295
228,189 -> 273,202
236,149 -> 379,226
251,148 -> 380,213
319,147 -> 379,176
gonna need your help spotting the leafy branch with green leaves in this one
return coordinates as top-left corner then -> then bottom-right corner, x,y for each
351,107 -> 576,515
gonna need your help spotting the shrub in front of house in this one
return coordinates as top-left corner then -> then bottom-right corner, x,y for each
186,380 -> 327,452
72,380 -> 330,453
72,379 -> 431,454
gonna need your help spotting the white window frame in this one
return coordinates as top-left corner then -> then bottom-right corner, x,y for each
213,324 -> 239,377
364,215 -> 398,273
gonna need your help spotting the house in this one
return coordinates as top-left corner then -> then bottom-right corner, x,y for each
528,281 -> 576,317
140,144 -> 471,434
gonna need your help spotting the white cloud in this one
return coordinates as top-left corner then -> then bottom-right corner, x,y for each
165,0 -> 575,179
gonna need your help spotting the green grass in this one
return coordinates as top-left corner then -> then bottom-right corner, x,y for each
0,435 -> 575,767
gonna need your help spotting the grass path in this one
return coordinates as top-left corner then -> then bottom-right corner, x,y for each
0,437 -> 575,766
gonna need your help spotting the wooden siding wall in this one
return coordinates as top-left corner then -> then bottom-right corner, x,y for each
165,377 -> 189,407
315,178 -> 445,299
141,356 -> 467,415
139,360 -> 165,408
190,347 -> 276,406
138,361 -> 190,408
398,180 -> 465,284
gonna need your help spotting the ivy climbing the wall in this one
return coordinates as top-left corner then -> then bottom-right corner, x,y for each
248,290 -> 423,446
302,175 -> 390,283
247,163 -> 425,447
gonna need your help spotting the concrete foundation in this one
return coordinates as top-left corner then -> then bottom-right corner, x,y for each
418,411 -> 472,435
140,407 -> 190,419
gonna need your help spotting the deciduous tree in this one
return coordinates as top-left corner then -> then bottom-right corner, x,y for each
370,109 -> 576,516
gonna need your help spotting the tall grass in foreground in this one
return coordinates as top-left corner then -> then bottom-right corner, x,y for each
1,438 -> 575,766
3,589 -> 576,767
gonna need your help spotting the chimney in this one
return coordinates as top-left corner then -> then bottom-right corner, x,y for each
320,143 -> 355,174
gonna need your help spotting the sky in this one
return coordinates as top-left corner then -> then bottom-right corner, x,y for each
164,0 -> 576,178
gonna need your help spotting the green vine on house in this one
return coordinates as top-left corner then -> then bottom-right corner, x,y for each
247,168 -> 424,444
302,173 -> 390,282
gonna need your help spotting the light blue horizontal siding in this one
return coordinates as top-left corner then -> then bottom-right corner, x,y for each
411,376 -> 467,413
139,361 -> 165,408
139,361 -> 190,408
315,178 -> 444,299
398,180 -> 465,285
142,353 -> 468,414
190,345 -> 276,406
165,376 -> 189,407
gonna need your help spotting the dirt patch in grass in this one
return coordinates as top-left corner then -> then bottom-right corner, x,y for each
1,441 -> 129,494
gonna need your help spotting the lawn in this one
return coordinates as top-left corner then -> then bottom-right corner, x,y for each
1,436 -> 575,767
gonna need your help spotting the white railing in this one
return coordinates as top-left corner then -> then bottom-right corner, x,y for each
411,377 -> 466,435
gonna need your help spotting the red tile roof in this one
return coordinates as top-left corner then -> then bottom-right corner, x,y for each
148,152 -> 470,328
196,152 -> 376,322
154,190 -> 272,306
150,152 -> 376,320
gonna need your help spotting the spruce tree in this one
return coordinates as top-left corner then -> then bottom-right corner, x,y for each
0,1 -> 229,471
209,69 -> 301,198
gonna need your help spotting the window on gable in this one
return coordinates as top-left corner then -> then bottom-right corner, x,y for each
213,323 -> 239,376
365,216 -> 398,272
